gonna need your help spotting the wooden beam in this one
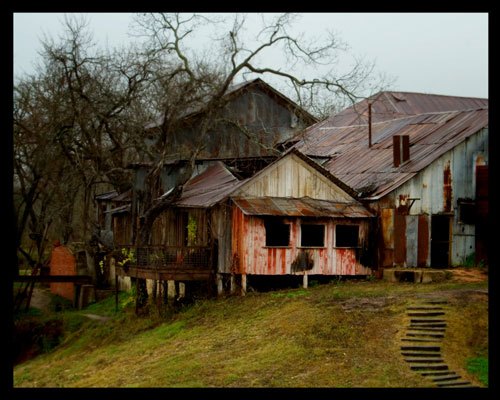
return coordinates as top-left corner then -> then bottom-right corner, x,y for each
13,275 -> 93,283
116,267 -> 212,281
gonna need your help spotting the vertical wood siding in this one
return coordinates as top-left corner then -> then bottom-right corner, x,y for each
232,206 -> 371,276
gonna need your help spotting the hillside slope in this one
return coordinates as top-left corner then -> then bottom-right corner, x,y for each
13,271 -> 488,388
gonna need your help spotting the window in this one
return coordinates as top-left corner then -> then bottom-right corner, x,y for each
300,224 -> 325,247
335,225 -> 359,247
264,218 -> 290,247
458,199 -> 476,225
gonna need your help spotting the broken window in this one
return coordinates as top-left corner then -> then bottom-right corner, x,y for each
335,225 -> 359,248
264,218 -> 290,247
300,224 -> 325,247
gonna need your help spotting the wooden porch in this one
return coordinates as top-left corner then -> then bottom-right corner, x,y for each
115,245 -> 214,281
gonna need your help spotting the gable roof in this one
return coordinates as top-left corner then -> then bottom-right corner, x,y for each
145,78 -> 317,130
294,105 -> 488,199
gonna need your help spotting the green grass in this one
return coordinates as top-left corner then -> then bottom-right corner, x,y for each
467,357 -> 488,386
13,278 -> 488,388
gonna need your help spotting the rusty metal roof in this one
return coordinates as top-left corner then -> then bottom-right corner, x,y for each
323,91 -> 488,127
175,162 -> 245,208
294,106 -> 488,200
232,196 -> 374,218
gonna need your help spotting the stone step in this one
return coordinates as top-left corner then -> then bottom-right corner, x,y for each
431,374 -> 461,382
401,338 -> 443,343
410,318 -> 446,323
400,345 -> 441,352
407,312 -> 445,317
420,371 -> 454,376
436,381 -> 474,387
406,332 -> 445,338
410,323 -> 447,328
410,364 -> 448,371
407,306 -> 444,310
404,358 -> 444,363
408,326 -> 446,331
421,300 -> 448,304
401,352 -> 442,357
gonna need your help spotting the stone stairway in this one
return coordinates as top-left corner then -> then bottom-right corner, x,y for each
400,299 -> 477,388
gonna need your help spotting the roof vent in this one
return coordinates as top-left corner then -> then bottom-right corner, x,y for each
393,135 -> 410,167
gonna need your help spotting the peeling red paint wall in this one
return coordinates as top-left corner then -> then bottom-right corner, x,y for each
232,205 -> 371,275
50,242 -> 76,301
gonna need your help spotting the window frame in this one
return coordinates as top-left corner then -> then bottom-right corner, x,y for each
263,218 -> 291,248
299,223 -> 326,248
334,224 -> 360,248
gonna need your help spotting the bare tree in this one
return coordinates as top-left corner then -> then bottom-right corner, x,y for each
14,12 -> 389,310
125,12 -> 390,309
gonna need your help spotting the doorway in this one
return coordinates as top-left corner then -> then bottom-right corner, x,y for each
430,214 -> 451,268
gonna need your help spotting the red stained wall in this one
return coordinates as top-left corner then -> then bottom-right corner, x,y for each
232,206 -> 371,276
49,242 -> 76,301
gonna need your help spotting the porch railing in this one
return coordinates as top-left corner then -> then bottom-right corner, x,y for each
118,245 -> 211,270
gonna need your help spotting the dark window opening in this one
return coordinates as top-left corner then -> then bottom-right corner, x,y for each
264,218 -> 290,247
300,224 -> 325,247
458,200 -> 476,225
335,225 -> 359,247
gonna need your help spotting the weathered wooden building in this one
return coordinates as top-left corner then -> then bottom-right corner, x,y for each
293,91 -> 489,268
143,78 -> 317,160
111,150 -> 374,295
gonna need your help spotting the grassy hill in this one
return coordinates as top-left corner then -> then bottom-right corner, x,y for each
13,270 -> 488,388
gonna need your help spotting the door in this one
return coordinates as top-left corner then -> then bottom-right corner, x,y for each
431,214 -> 451,268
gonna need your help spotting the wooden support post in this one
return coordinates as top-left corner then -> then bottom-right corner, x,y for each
303,273 -> 308,289
166,280 -> 176,306
241,274 -> 247,296
217,274 -> 223,296
230,274 -> 236,294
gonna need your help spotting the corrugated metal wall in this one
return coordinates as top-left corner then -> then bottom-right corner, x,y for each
378,127 -> 488,267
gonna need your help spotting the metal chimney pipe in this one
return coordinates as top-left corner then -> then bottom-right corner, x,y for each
368,102 -> 372,148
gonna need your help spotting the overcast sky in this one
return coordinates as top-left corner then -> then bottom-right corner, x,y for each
13,12 -> 488,99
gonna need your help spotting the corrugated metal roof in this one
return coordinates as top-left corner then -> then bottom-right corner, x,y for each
294,107 -> 488,199
174,162 -> 245,208
232,196 -> 374,218
324,91 -> 488,127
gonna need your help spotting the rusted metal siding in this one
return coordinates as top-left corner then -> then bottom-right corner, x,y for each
380,208 -> 394,267
232,208 -> 371,276
417,214 -> 430,267
390,127 -> 488,265
235,153 -> 355,202
393,213 -> 406,265
405,215 -> 418,267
